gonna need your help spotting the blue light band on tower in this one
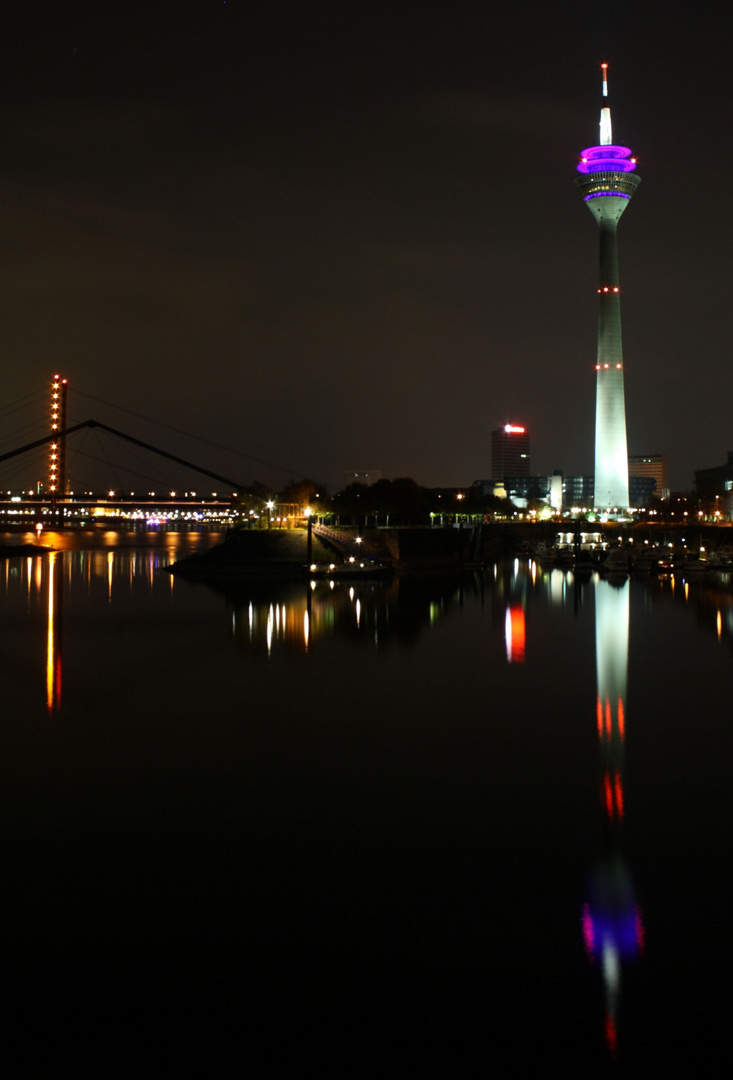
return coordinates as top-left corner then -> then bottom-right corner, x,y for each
576,64 -> 640,512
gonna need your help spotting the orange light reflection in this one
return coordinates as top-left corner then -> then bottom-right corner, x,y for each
505,605 -> 526,663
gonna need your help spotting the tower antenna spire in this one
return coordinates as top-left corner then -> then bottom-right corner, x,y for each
600,63 -> 612,145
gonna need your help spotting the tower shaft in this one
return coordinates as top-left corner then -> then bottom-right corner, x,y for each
594,213 -> 629,509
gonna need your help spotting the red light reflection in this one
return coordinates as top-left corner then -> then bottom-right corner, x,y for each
505,605 -> 526,663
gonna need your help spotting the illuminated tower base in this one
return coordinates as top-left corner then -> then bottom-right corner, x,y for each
576,66 -> 640,512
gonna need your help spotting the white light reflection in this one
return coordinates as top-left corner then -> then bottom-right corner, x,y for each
266,605 -> 274,655
549,568 -> 565,606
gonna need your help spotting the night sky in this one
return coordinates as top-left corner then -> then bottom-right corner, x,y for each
0,3 -> 728,492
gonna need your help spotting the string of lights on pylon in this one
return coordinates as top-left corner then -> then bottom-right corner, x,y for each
49,374 -> 67,503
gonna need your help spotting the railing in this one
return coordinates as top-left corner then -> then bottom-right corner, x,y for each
313,524 -> 383,564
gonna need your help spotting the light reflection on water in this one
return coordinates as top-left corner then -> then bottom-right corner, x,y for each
1,545 -> 733,1065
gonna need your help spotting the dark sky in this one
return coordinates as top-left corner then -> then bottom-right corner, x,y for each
0,2 -> 728,492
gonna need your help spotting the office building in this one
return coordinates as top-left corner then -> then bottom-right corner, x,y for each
628,454 -> 669,502
492,424 -> 530,479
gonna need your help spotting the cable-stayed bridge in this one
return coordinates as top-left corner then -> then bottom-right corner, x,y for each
0,381 -> 303,525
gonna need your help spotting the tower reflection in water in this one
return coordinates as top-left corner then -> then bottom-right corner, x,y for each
582,577 -> 644,1058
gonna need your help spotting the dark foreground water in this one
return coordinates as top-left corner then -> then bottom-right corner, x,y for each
1,532 -> 732,1068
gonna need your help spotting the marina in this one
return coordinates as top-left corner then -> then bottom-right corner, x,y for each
2,9 -> 732,1071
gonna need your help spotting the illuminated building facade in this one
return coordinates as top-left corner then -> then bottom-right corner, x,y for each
576,65 -> 640,511
560,474 -> 655,510
468,471 -> 654,511
628,454 -> 669,502
491,424 -> 530,479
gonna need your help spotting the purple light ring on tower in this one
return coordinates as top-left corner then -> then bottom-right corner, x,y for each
579,144 -> 633,160
585,193 -> 630,201
577,146 -> 637,174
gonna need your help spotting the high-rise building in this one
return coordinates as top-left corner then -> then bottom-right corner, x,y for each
491,424 -> 530,479
628,454 -> 669,502
576,65 -> 640,511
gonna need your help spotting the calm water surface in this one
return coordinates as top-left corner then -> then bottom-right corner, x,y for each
1,532 -> 731,1067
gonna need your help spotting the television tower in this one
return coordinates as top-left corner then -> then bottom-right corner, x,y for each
576,64 -> 640,512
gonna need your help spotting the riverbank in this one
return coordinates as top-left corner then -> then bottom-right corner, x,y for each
0,543 -> 53,557
168,524 -> 505,579
167,527 -> 337,580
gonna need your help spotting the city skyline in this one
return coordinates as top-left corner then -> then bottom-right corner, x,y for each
0,5 -> 729,492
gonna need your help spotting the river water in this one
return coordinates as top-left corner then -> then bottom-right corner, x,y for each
1,530 -> 731,1067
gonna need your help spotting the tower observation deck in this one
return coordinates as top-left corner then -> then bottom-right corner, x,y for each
576,64 -> 640,512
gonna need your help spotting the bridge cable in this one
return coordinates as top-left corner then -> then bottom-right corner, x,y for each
72,388 -> 314,479
0,420 -> 248,491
